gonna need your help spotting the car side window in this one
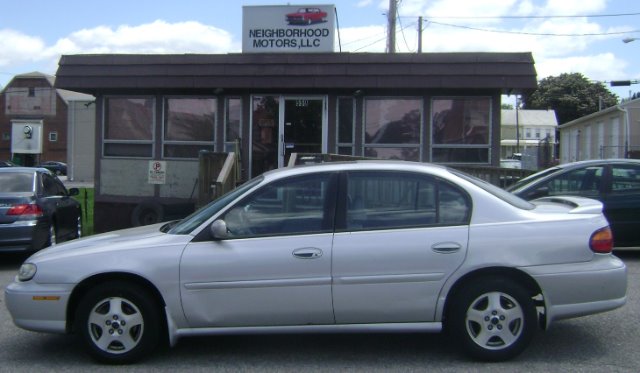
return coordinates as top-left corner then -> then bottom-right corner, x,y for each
544,166 -> 603,197
345,171 -> 470,231
610,165 -> 640,193
221,173 -> 335,238
43,174 -> 67,197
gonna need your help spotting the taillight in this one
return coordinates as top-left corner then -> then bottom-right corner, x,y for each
590,226 -> 614,253
6,204 -> 43,218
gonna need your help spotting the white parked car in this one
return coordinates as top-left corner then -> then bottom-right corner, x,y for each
5,161 -> 627,364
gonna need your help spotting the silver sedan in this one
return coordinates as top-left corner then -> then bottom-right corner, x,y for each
5,161 -> 627,364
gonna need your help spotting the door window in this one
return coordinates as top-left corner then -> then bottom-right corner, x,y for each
610,165 -> 640,193
345,171 -> 470,231
547,166 -> 604,196
222,173 -> 335,237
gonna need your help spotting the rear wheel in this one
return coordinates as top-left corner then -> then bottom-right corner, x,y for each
46,221 -> 57,247
447,277 -> 536,361
76,281 -> 161,364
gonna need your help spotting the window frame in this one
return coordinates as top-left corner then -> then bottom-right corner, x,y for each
430,96 -> 492,165
362,97 -> 423,161
162,96 -> 218,160
336,170 -> 471,233
219,172 -> 338,239
102,95 -> 155,159
336,96 -> 355,156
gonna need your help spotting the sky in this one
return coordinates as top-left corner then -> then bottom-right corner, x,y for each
1,0 -> 639,102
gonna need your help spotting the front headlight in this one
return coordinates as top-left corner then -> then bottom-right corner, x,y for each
17,263 -> 37,282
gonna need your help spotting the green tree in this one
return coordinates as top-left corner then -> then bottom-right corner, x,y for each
501,103 -> 514,110
523,73 -> 619,124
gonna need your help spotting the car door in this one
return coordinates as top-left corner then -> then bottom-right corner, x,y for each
180,172 -> 337,327
602,163 -> 640,247
41,173 -> 76,238
331,171 -> 470,324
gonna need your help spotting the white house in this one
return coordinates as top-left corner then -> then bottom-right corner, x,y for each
558,98 -> 640,164
500,109 -> 558,164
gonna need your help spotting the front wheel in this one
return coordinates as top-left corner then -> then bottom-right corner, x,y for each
447,277 -> 537,361
76,281 -> 162,364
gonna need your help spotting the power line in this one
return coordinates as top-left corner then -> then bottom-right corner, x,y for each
426,20 -> 640,37
401,12 -> 640,20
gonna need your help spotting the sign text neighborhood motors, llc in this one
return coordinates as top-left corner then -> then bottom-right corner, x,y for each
243,5 -> 335,53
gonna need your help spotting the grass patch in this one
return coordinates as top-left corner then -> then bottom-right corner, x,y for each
73,188 -> 95,236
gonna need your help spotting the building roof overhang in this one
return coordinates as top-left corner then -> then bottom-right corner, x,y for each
54,52 -> 538,95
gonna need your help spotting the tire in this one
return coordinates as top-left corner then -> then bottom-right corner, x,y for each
447,277 -> 536,361
131,202 -> 164,227
46,221 -> 57,248
76,281 -> 162,364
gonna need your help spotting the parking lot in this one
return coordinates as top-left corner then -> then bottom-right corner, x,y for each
1,250 -> 638,372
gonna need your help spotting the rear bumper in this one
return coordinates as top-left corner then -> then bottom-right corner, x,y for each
0,220 -> 40,252
522,254 -> 627,327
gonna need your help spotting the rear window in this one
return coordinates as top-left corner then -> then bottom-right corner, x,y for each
450,169 -> 535,210
0,173 -> 34,193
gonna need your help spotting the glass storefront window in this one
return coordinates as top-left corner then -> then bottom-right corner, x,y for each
163,97 -> 216,159
252,96 -> 280,176
225,98 -> 242,152
104,97 -> 154,157
337,97 -> 354,155
431,97 -> 491,163
364,98 -> 421,161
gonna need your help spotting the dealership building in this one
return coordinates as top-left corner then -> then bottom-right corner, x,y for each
54,4 -> 538,232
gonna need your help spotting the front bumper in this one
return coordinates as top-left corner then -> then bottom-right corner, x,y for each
523,254 -> 627,327
4,280 -> 74,334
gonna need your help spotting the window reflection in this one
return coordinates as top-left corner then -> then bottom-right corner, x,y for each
165,98 -> 216,142
432,98 -> 490,145
431,97 -> 491,164
365,99 -> 420,145
104,97 -> 154,157
105,98 -> 153,141
163,97 -> 216,158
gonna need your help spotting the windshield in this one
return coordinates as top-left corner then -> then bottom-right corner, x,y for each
167,176 -> 264,235
450,169 -> 535,210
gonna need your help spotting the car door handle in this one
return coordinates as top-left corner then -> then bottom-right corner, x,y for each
431,242 -> 462,254
292,247 -> 323,259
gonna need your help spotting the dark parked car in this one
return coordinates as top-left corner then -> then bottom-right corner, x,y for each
0,167 -> 81,252
37,161 -> 67,176
507,159 -> 640,247
0,160 -> 17,167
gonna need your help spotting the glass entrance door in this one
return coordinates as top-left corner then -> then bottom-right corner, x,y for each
251,96 -> 325,177
282,98 -> 324,167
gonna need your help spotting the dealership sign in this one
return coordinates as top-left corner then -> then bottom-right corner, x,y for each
243,5 -> 335,53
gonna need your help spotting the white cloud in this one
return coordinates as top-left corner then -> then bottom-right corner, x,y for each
535,53 -> 628,81
44,20 -> 235,56
0,29 -> 46,66
0,20 -> 237,79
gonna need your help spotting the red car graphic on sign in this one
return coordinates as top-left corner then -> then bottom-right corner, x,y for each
285,8 -> 327,25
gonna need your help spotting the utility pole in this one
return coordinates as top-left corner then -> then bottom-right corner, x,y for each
418,16 -> 423,53
387,0 -> 397,53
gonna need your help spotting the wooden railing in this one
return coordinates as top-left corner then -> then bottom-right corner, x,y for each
288,153 -> 534,188
197,150 -> 239,207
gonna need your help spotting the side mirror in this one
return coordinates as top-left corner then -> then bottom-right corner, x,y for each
210,219 -> 228,239
68,187 -> 80,197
